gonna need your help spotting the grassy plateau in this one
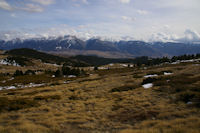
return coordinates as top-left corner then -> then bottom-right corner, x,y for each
0,60 -> 200,133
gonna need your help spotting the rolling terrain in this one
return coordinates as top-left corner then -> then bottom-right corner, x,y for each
0,49 -> 200,133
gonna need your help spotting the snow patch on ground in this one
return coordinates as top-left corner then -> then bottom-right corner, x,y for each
120,64 -> 128,67
44,63 -> 61,67
180,59 -> 200,63
8,77 -> 14,81
0,59 -> 20,66
6,86 -> 16,89
22,83 -> 45,88
63,81 -> 70,84
144,74 -> 158,78
171,58 -> 200,64
142,83 -> 153,89
171,61 -> 180,64
0,83 -> 45,91
98,67 -> 107,70
0,86 -> 16,90
68,75 -> 76,78
164,72 -> 173,75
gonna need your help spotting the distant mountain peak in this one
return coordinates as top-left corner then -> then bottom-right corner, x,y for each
0,35 -> 200,58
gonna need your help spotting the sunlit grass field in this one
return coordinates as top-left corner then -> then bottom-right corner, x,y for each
0,62 -> 200,133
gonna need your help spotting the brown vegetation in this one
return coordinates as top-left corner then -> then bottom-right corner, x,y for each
0,62 -> 200,133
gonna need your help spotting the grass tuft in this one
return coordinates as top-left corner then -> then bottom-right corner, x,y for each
110,84 -> 139,92
0,97 -> 39,112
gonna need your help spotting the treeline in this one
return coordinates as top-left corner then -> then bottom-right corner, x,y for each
13,63 -> 85,77
171,54 -> 200,62
53,63 -> 85,77
135,53 -> 200,66
14,70 -> 36,77
6,56 -> 33,66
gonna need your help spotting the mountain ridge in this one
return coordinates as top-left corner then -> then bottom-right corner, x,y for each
1,35 -> 200,58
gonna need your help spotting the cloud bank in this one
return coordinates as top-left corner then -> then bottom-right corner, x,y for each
150,29 -> 200,43
1,26 -> 200,44
0,0 -> 199,43
0,0 -> 12,11
31,0 -> 55,6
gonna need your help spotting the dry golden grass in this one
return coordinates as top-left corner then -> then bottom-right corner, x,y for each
0,62 -> 200,133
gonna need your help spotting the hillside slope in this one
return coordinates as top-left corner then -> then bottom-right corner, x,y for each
0,59 -> 199,133
5,48 -> 88,67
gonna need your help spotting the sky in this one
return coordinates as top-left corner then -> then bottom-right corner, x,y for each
0,0 -> 200,43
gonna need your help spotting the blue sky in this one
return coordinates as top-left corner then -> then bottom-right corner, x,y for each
0,0 -> 200,42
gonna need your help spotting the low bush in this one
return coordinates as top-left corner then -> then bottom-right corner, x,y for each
69,95 -> 80,100
178,92 -> 196,103
154,75 -> 200,93
54,70 -> 61,77
133,74 -> 142,78
94,66 -> 98,71
141,77 -> 157,85
50,82 -> 61,86
13,70 -> 23,77
62,66 -> 81,76
111,84 -> 139,92
177,92 -> 200,107
109,108 -> 159,123
146,71 -> 163,75
0,97 -> 39,112
146,70 -> 173,76
24,70 -> 35,75
34,95 -> 61,101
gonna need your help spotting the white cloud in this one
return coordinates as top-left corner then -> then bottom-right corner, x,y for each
0,24 -> 131,41
0,0 -> 12,11
1,27 -> 200,44
174,29 -> 200,43
185,29 -> 200,40
164,25 -> 170,29
150,29 -> 200,43
10,13 -> 16,17
72,0 -> 89,4
82,0 -> 89,4
150,32 -> 172,42
151,0 -> 200,10
121,16 -> 135,22
119,0 -> 130,4
0,0 -> 44,12
31,0 -> 55,6
137,10 -> 148,15
21,4 -> 44,13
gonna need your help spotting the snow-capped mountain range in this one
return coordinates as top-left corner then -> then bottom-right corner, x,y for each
0,35 -> 200,57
